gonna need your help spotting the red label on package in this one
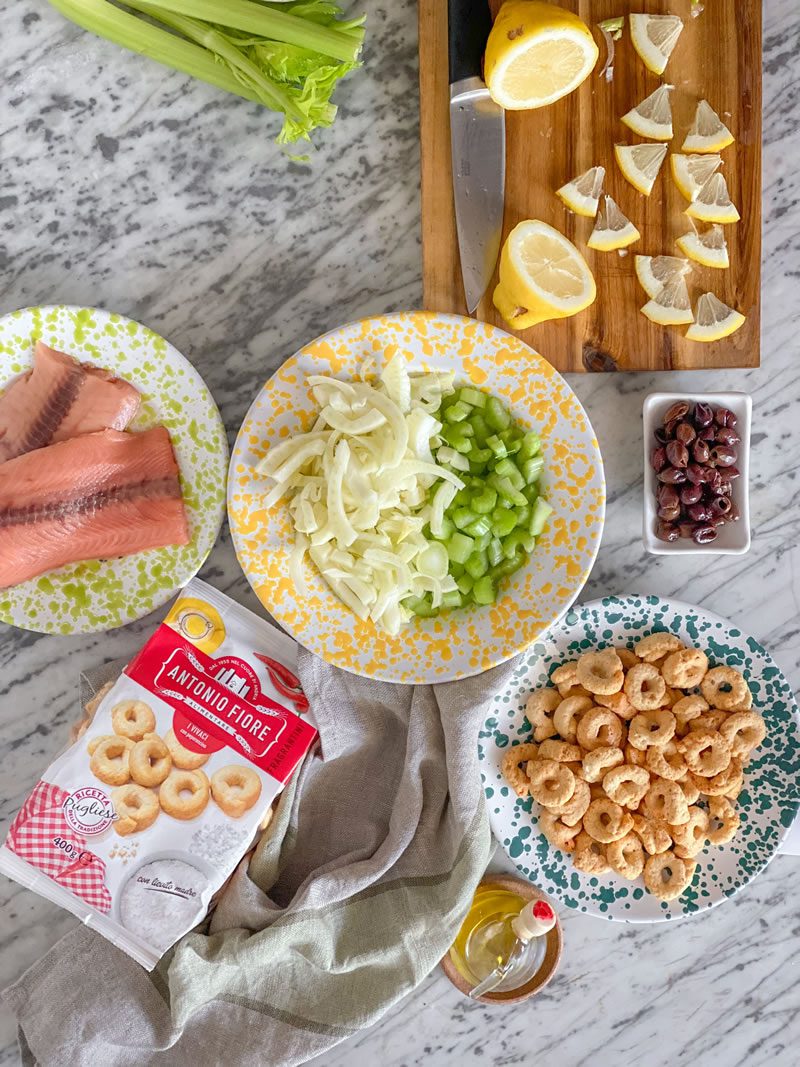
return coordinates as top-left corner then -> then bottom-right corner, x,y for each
127,626 -> 317,784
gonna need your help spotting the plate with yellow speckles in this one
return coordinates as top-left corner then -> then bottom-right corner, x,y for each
0,305 -> 227,634
227,311 -> 605,684
479,595 -> 800,921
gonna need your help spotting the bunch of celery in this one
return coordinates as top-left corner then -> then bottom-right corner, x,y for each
48,0 -> 365,146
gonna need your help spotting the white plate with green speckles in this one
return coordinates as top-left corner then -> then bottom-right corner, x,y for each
479,595 -> 800,922
0,305 -> 227,634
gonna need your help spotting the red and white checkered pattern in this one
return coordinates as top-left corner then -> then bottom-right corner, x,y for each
6,780 -> 112,914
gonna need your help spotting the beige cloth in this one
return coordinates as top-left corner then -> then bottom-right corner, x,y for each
5,648 -> 514,1066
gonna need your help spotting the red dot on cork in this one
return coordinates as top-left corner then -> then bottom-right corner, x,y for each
533,900 -> 554,920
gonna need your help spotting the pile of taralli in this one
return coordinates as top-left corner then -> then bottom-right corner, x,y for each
502,633 -> 766,900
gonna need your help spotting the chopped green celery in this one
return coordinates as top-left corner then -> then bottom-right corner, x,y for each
453,487 -> 472,508
441,589 -> 463,610
491,552 -> 526,580
433,515 -> 454,541
441,425 -> 472,453
521,431 -> 541,459
406,594 -> 437,618
449,560 -> 465,578
491,506 -> 517,538
469,413 -> 490,442
485,434 -> 507,458
469,445 -> 493,464
503,530 -> 534,559
491,474 -> 527,507
468,459 -> 487,475
472,576 -> 496,604
514,505 -> 531,528
494,457 -> 522,484
443,400 -> 472,423
523,482 -> 540,504
452,507 -> 478,531
522,455 -> 545,484
485,396 -> 510,432
465,549 -> 489,579
473,531 -> 492,552
459,387 -> 486,408
471,486 -> 497,514
465,516 -> 491,538
530,498 -> 554,536
447,531 -> 475,565
487,537 -> 504,567
456,573 -> 474,596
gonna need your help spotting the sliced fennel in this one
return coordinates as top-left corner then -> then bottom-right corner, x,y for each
256,354 -> 459,634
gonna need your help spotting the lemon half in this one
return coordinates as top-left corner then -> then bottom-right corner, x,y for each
492,219 -> 596,328
685,293 -> 745,341
485,1 -> 599,110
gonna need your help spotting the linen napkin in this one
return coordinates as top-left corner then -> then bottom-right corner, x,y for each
5,647 -> 515,1067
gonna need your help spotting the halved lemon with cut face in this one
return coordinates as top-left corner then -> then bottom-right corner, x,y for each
556,165 -> 605,217
670,153 -> 722,201
641,275 -> 694,326
685,292 -> 745,341
676,223 -> 730,268
622,84 -> 674,141
629,13 -> 684,75
682,100 -> 735,153
492,219 -> 596,328
485,1 -> 599,110
615,142 -> 668,196
686,172 -> 740,224
588,195 -> 640,251
634,255 -> 692,299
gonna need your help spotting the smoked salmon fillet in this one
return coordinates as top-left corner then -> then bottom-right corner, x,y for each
0,427 -> 189,589
0,341 -> 141,462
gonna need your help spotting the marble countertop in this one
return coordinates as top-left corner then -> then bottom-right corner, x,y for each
1,1 -> 798,1064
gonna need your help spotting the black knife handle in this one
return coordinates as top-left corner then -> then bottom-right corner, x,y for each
449,0 -> 492,85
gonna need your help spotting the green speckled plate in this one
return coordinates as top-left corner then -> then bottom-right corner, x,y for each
479,595 -> 800,922
0,305 -> 227,634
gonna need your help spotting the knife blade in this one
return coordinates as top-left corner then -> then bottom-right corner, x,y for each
449,0 -> 506,315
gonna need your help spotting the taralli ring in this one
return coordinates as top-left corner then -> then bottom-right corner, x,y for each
164,728 -> 210,771
210,764 -> 263,818
694,758 -> 742,797
90,737 -> 132,786
678,776 -> 701,806
583,797 -> 634,844
129,735 -> 172,787
528,760 -> 576,808
87,734 -> 132,757
645,740 -> 688,781
111,784 -> 160,836
631,814 -> 672,855
661,649 -> 709,690
159,769 -> 210,820
606,832 -> 645,880
525,689 -> 561,742
615,647 -> 639,671
572,831 -> 610,873
538,739 -> 582,763
672,695 -> 708,731
628,709 -> 676,750
644,779 -> 690,825
623,663 -> 666,712
602,764 -> 650,809
552,695 -> 593,743
700,665 -> 750,710
582,746 -> 624,783
538,809 -> 581,853
595,690 -> 637,720
706,795 -> 740,844
549,777 -> 591,827
688,711 -> 727,733
644,851 -> 695,901
678,730 -> 732,777
670,806 -> 709,858
576,707 -> 624,752
635,633 -> 684,663
719,711 -> 766,758
576,648 -> 624,696
501,743 -> 540,797
111,700 -> 157,742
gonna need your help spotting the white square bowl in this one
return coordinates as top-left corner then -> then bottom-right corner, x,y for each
642,392 -> 751,555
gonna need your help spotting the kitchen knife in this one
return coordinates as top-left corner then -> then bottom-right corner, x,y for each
449,0 -> 506,315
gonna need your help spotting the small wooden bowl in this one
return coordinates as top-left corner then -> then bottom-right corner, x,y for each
440,875 -> 563,1005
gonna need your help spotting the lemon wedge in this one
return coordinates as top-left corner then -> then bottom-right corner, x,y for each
686,293 -> 745,341
686,172 -> 740,224
634,255 -> 692,299
622,84 -> 674,141
588,195 -> 640,251
629,13 -> 684,75
641,275 -> 694,326
671,153 -> 722,201
485,1 -> 599,111
615,142 -> 668,196
682,100 -> 735,153
492,219 -> 596,329
556,166 -> 605,217
676,223 -> 729,268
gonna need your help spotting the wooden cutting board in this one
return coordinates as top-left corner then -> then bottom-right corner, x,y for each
419,0 -> 761,372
